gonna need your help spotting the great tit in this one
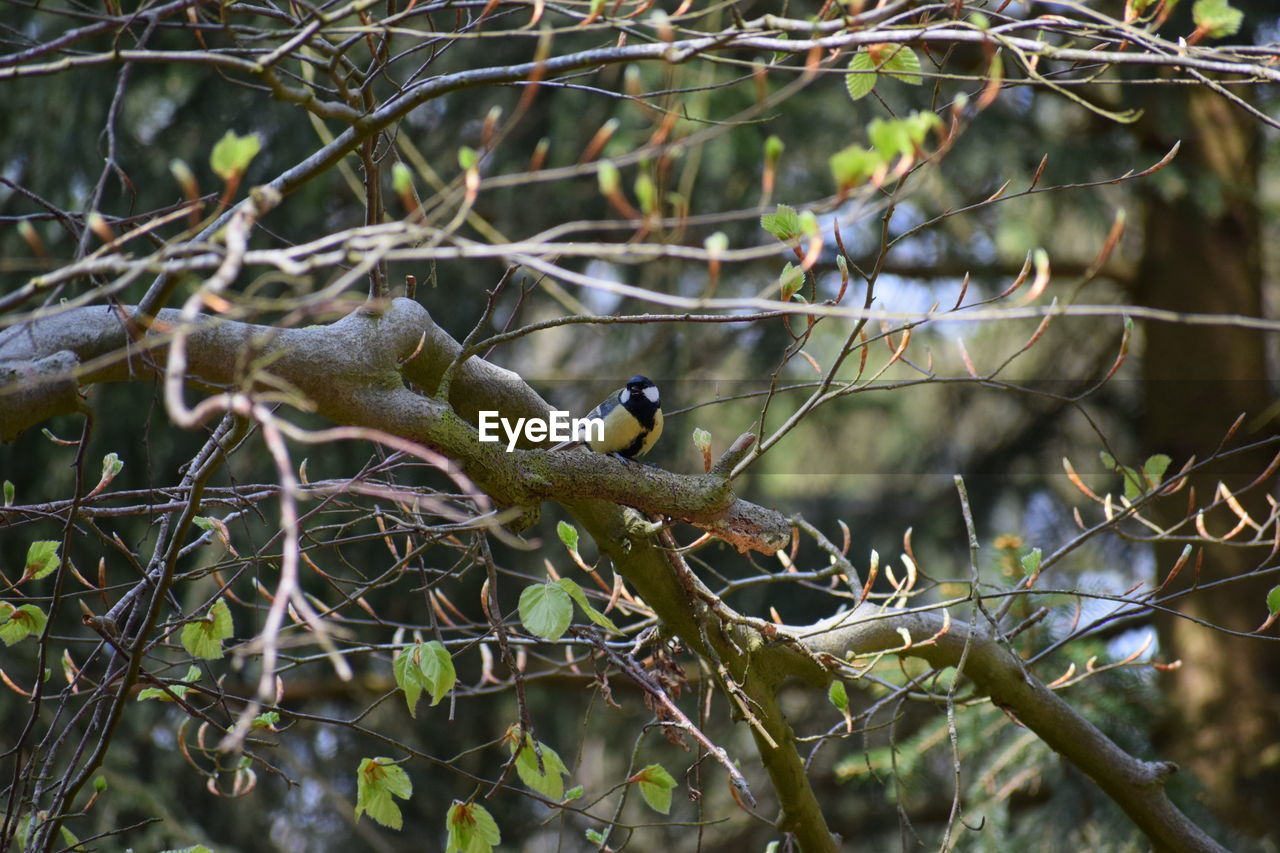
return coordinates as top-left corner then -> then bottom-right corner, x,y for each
555,375 -> 663,460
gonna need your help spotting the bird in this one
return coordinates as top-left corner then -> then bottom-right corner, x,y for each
553,375 -> 663,461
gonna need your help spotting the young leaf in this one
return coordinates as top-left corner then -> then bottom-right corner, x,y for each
445,800 -> 501,853
417,640 -> 456,706
509,726 -> 570,800
25,540 -> 60,581
760,204 -> 801,242
881,45 -> 923,84
392,162 -> 414,195
1266,585 -> 1280,617
779,262 -> 805,300
1142,454 -> 1172,489
210,130 -> 262,181
1193,0 -> 1243,38
392,649 -> 425,714
253,711 -> 281,729
137,665 -> 201,702
458,146 -> 479,171
355,757 -> 413,831
845,51 -> 877,101
597,160 -> 620,195
519,581 -> 573,641
101,451 -> 124,480
828,680 -> 848,713
181,598 -> 234,660
632,763 -> 678,814
556,577 -> 620,633
703,232 -> 728,254
393,640 -> 456,716
557,520 -> 580,552
5,479 -> 15,506
1019,548 -> 1042,578
829,145 -> 881,190
867,117 -> 913,160
0,604 -> 47,646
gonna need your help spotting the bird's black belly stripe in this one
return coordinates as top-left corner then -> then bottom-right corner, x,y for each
619,433 -> 646,457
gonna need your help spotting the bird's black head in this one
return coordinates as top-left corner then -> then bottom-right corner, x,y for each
619,376 -> 660,419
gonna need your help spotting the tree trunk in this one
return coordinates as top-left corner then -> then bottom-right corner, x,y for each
1133,83 -> 1280,836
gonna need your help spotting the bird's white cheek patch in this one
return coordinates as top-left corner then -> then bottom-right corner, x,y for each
619,389 -> 631,404
643,386 -> 660,404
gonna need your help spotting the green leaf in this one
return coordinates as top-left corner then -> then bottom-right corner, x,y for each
845,51 -> 877,101
1193,0 -> 1243,38
160,846 -> 214,853
392,162 -> 414,195
4,480 -> 14,506
760,204 -> 801,242
1019,548 -> 1042,577
355,757 -> 413,830
25,540 -> 60,581
597,160 -> 619,195
181,598 -> 234,660
633,763 -> 678,814
565,784 -> 583,800
903,110 -> 943,147
137,665 -> 201,702
509,727 -> 570,800
445,800 -> 501,853
867,117 -> 913,160
779,262 -> 805,300
192,516 -> 216,532
692,427 -> 712,453
557,520 -> 580,552
556,577 -> 620,633
0,604 -> 47,646
1266,585 -> 1280,616
880,45 -> 922,85
634,173 -> 656,214
828,680 -> 848,713
585,828 -> 607,844
93,775 -> 108,793
829,145 -> 881,190
519,581 -> 574,641
393,640 -> 456,716
101,451 -> 124,479
764,134 -> 785,163
1142,454 -> 1172,489
458,146 -> 479,171
418,640 -> 455,706
210,130 -> 262,181
253,711 -> 281,729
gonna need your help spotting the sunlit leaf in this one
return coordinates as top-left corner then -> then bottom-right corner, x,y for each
828,680 -> 848,712
845,51 -> 877,101
557,520 -> 580,552
355,757 -> 413,830
509,726 -> 570,800
210,130 -> 261,181
25,541 -> 60,581
632,763 -> 677,814
519,582 -> 573,641
1193,0 -> 1243,38
181,598 -> 234,660
0,604 -> 47,646
445,800 -> 501,853
760,204 -> 801,242
557,577 -> 619,633
881,45 -> 923,85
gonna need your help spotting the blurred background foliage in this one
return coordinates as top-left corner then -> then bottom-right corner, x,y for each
2,0 -> 1279,850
